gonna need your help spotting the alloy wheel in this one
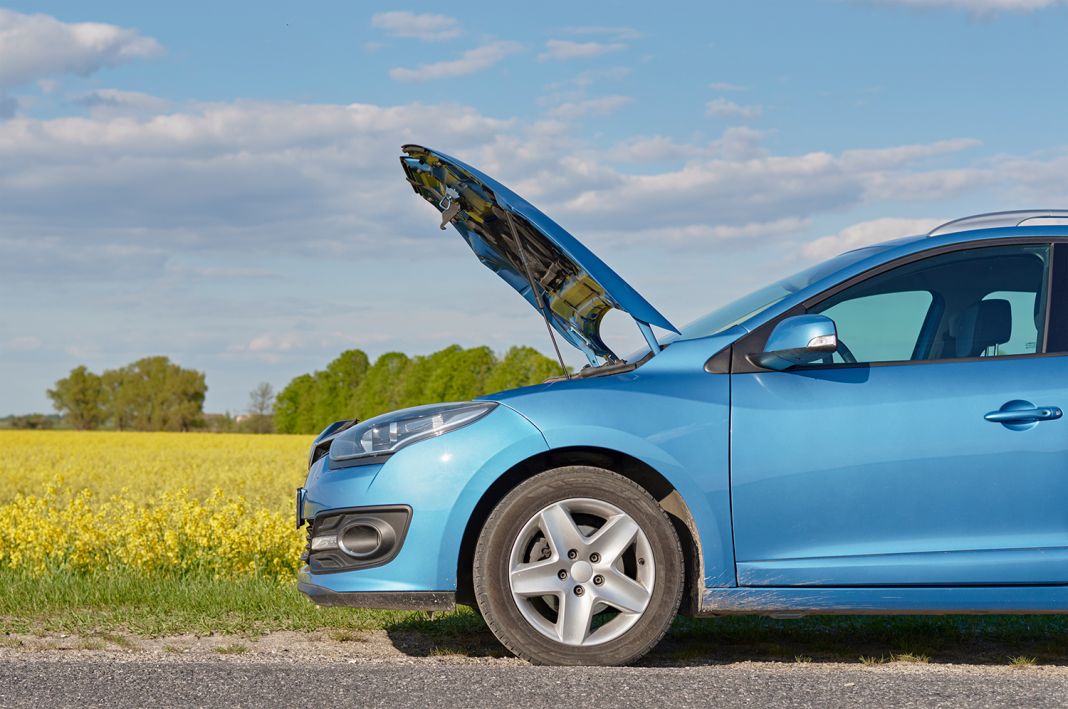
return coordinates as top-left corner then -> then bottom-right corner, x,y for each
507,497 -> 655,646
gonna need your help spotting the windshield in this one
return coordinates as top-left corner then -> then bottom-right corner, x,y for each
671,247 -> 885,342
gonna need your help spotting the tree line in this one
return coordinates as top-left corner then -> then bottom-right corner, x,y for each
43,346 -> 563,434
274,345 -> 563,434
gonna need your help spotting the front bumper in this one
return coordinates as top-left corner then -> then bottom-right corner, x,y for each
296,402 -> 549,599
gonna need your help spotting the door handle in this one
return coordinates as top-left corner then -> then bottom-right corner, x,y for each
985,399 -> 1062,428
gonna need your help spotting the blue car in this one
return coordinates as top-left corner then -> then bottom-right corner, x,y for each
297,145 -> 1068,666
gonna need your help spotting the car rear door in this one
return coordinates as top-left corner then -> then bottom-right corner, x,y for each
729,240 -> 1068,587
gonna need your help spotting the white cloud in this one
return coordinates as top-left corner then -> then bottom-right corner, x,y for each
4,335 -> 43,352
712,126 -> 767,160
859,0 -> 1065,11
993,149 -> 1068,203
550,131 -> 996,241
0,99 -> 516,282
370,11 -> 461,41
0,94 -> 1049,277
864,167 -> 990,200
539,39 -> 626,61
840,138 -> 980,170
389,40 -> 522,82
607,127 -> 766,164
708,82 -> 747,92
548,95 -> 633,120
705,98 -> 762,120
226,330 -> 391,364
0,8 -> 162,90
596,217 -> 812,249
74,88 -> 169,115
802,217 -> 943,260
610,135 -> 694,163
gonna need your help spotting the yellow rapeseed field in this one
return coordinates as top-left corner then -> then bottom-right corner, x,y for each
0,430 -> 313,579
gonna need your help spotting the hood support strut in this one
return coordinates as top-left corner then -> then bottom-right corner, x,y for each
504,210 -> 573,377
636,320 -> 662,355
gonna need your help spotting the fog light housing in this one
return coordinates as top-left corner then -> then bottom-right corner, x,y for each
303,505 -> 411,574
339,518 -> 396,559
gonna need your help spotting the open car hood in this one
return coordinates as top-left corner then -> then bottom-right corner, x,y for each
399,145 -> 678,364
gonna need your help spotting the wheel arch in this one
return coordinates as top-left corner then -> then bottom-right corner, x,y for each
455,446 -> 704,615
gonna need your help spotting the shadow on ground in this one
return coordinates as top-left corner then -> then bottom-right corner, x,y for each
384,611 -> 1068,666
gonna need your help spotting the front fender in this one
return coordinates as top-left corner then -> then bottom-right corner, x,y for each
536,422 -> 733,587
490,343 -> 736,588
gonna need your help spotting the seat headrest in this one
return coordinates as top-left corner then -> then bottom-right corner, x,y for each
957,299 -> 1012,358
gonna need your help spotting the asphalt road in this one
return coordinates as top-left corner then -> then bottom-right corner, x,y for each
2,656 -> 1067,708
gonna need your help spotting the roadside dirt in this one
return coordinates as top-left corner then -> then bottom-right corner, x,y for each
0,629 -> 521,664
2,629 -> 1068,675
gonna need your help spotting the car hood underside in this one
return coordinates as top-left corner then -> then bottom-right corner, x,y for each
399,145 -> 677,364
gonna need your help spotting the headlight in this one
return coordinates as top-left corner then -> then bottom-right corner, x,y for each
328,401 -> 497,462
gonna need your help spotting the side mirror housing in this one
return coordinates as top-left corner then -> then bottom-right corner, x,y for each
749,314 -> 838,371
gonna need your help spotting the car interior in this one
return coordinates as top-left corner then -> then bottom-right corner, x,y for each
810,245 -> 1049,365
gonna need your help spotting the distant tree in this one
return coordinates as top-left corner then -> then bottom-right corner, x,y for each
47,365 -> 106,430
486,346 -> 564,392
203,412 -> 236,433
6,413 -> 57,430
246,382 -> 275,434
313,350 -> 369,426
353,352 -> 411,419
274,345 -> 564,434
396,350 -> 437,411
423,345 -> 496,403
102,356 -> 206,431
274,373 -> 317,434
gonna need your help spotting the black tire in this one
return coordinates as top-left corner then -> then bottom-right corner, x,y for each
472,466 -> 684,666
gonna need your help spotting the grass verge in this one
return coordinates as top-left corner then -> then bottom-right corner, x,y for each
1,571 -> 1067,664
0,571 -> 426,636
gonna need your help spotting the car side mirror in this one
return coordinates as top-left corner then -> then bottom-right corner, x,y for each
749,314 -> 838,371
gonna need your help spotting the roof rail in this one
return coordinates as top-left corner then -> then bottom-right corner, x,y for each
928,209 -> 1068,237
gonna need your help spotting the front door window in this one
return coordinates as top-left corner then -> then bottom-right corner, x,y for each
809,244 -> 1050,365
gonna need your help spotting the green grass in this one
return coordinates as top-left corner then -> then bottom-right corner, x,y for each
0,571 -> 424,637
1,571 -> 1067,664
215,643 -> 249,655
890,651 -> 930,664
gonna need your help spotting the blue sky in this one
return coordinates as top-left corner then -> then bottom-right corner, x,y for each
2,0 -> 1068,415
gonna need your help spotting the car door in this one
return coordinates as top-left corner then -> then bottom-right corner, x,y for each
730,241 -> 1068,586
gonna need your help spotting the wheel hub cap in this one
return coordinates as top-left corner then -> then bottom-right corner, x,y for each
569,560 -> 593,584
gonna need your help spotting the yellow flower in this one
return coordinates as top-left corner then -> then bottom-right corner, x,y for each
0,430 -> 311,580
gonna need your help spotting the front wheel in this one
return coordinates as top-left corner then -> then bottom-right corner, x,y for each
472,466 -> 684,666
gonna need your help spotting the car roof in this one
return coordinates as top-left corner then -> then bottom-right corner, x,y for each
926,210 -> 1068,238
